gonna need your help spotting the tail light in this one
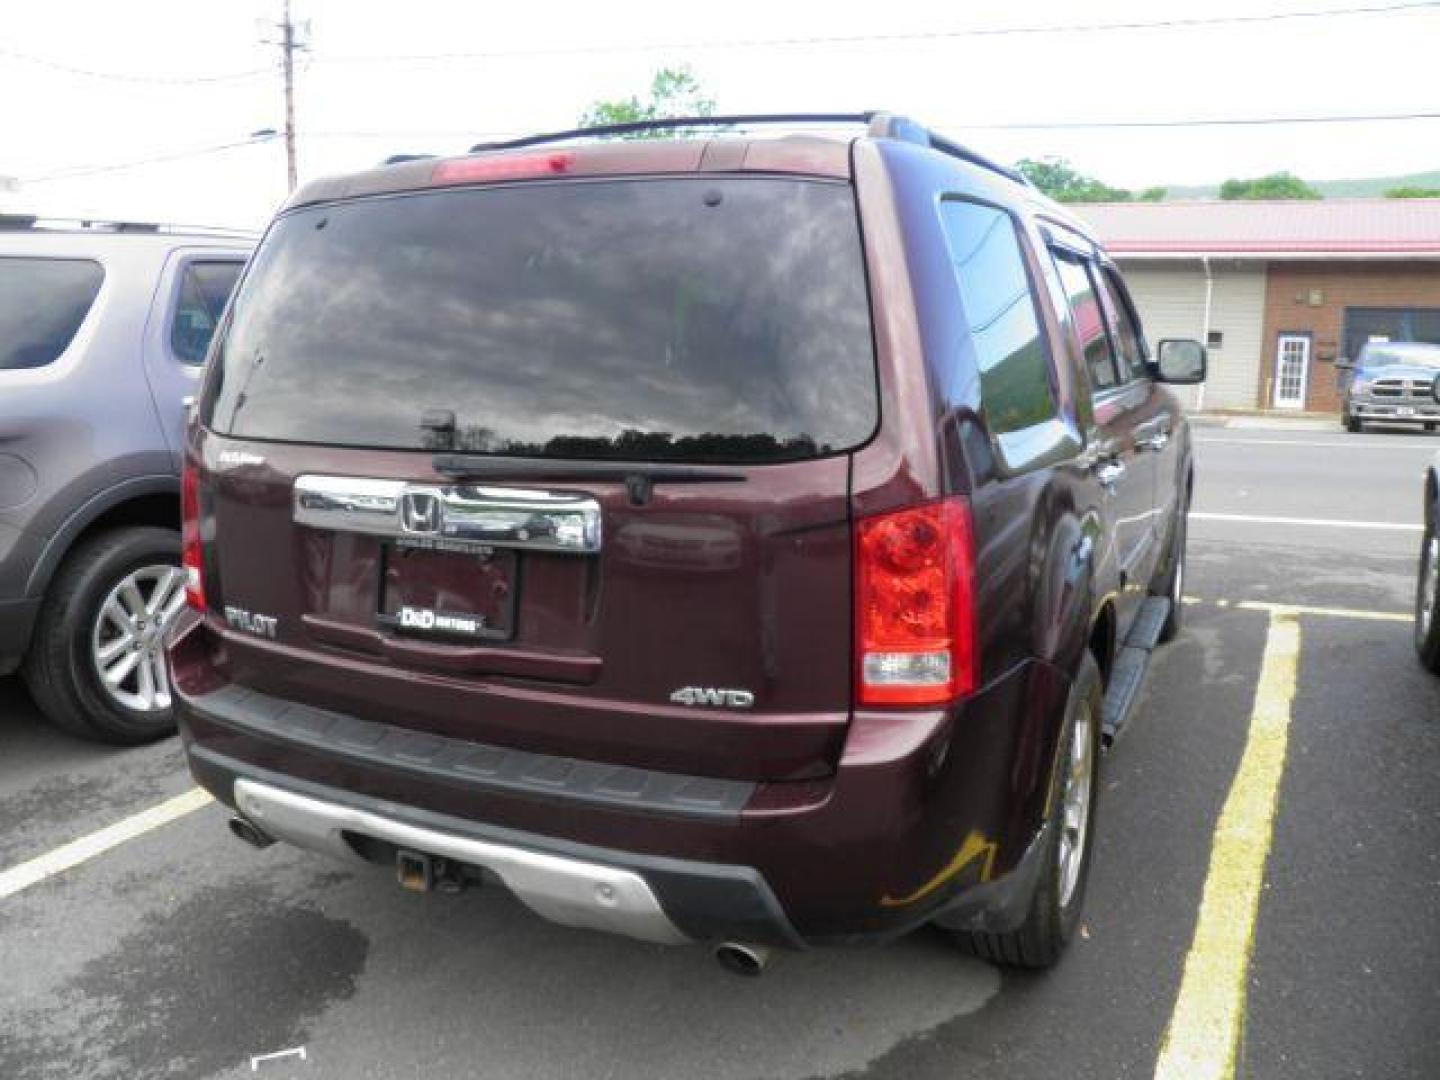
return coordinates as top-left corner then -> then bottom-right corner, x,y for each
856,498 -> 977,706
181,460 -> 206,611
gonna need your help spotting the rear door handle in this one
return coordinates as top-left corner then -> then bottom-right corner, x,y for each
1137,431 -> 1169,452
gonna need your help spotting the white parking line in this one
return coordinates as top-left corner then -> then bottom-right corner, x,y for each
0,787 -> 212,900
1191,512 -> 1422,532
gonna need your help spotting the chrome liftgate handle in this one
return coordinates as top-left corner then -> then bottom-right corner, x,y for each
292,475 -> 603,555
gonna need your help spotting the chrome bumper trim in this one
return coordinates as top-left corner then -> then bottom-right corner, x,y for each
233,778 -> 689,944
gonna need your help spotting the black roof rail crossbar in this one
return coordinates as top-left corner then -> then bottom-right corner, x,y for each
465,110 -> 1031,190
470,113 -> 874,152
866,112 -> 1031,187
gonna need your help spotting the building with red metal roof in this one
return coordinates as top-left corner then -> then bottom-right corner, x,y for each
1075,199 -> 1440,413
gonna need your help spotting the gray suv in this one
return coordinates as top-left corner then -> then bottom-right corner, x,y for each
0,216 -> 251,742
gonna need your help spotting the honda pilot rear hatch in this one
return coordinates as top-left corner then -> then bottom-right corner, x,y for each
197,172 -> 877,782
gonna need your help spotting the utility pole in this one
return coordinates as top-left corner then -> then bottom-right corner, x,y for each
281,0 -> 297,191
263,1 -> 307,191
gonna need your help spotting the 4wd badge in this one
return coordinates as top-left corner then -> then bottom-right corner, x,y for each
668,687 -> 755,709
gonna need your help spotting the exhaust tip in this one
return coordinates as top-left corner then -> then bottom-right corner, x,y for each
713,942 -> 770,976
227,815 -> 275,850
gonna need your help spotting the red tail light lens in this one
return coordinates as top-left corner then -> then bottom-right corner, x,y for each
431,151 -> 576,186
856,498 -> 976,706
181,460 -> 206,611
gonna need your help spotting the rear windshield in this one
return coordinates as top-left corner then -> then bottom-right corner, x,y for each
0,257 -> 104,370
205,177 -> 877,463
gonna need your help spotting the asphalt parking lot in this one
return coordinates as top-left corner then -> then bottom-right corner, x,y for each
3,421 -> 1438,1080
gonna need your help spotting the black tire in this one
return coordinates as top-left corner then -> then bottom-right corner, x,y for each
953,651 -> 1103,969
1150,495 -> 1188,643
21,526 -> 182,745
1346,414 -> 1363,433
1415,501 -> 1440,674
1427,423 -> 1437,434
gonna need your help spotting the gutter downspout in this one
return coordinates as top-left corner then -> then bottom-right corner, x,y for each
1197,256 -> 1214,413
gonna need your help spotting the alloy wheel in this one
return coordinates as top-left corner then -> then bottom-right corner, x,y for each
90,564 -> 186,714
1056,701 -> 1095,909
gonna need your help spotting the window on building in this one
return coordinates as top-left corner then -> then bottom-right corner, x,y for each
1207,330 -> 1224,349
0,257 -> 104,370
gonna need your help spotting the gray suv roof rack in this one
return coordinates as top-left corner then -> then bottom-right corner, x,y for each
0,214 -> 255,238
468,111 -> 1030,189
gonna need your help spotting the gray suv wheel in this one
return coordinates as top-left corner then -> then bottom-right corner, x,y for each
22,527 -> 182,744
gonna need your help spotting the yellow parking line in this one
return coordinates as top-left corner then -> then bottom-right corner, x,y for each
0,787 -> 212,901
1183,596 -> 1410,623
1154,611 -> 1300,1080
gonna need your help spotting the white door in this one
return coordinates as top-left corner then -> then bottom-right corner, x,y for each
1273,334 -> 1310,409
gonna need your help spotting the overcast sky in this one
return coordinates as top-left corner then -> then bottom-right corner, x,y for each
4,0 -> 1439,229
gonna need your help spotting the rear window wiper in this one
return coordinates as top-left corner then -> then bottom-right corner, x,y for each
430,454 -> 746,506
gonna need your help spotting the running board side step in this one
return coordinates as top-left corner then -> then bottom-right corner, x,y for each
1100,596 -> 1171,749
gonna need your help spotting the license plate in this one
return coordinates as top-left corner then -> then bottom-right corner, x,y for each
1397,406 -> 1416,417
377,544 -> 517,642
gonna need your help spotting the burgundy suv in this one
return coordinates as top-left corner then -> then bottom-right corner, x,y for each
168,113 -> 1205,973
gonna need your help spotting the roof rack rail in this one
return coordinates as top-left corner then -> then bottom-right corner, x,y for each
0,216 -> 257,238
466,111 -> 1030,189
865,113 -> 1031,187
470,113 -> 871,153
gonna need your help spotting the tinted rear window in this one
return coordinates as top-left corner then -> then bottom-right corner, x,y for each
205,178 -> 877,463
0,257 -> 103,370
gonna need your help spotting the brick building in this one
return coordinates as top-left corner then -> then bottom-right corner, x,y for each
1076,200 -> 1440,414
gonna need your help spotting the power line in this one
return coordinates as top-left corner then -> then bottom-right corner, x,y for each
18,108 -> 1440,186
3,2 -> 1433,89
0,46 -> 270,85
972,110 -> 1440,130
309,1 -> 1440,66
19,134 -> 279,184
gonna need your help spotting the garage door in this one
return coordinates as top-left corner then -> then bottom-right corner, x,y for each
1344,307 -> 1440,359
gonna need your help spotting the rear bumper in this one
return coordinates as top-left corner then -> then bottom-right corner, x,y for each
192,747 -> 801,947
171,618 -> 1067,946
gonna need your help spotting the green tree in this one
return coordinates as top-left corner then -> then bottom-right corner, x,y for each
579,66 -> 716,136
1138,186 -> 1167,201
1384,185 -> 1440,198
1219,172 -> 1321,200
1016,156 -> 1133,202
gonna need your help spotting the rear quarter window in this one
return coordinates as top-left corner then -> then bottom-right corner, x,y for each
205,177 -> 877,464
938,199 -> 1059,454
171,260 -> 244,365
0,257 -> 104,370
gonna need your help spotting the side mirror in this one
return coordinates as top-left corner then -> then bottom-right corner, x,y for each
1154,339 -> 1207,384
1432,372 -> 1440,405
